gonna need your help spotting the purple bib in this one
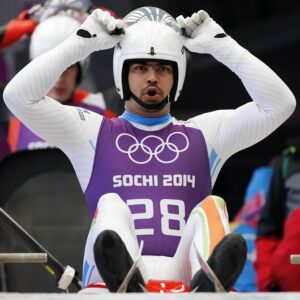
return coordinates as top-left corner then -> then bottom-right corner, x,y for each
85,118 -> 211,256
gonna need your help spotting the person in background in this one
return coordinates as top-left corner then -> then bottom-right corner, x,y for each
0,56 -> 11,159
0,0 -> 118,152
230,165 -> 273,291
255,137 -> 300,291
0,126 -> 10,160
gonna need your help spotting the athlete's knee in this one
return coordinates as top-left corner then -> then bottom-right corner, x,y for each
199,195 -> 227,212
98,193 -> 131,216
93,193 -> 135,236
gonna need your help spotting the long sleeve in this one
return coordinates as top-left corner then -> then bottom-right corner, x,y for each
190,37 -> 296,185
3,33 -> 103,191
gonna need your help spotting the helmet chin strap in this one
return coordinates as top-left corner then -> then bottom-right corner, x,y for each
130,93 -> 170,111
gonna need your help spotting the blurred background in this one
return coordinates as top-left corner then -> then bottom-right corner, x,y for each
0,0 -> 299,221
0,0 -> 299,293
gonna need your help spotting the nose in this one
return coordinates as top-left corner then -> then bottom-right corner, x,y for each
56,75 -> 64,83
146,67 -> 158,84
56,70 -> 68,84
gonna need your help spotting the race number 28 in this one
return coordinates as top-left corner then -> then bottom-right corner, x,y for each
126,198 -> 186,237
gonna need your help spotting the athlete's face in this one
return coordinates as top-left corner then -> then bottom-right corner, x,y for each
126,61 -> 174,116
47,64 -> 78,104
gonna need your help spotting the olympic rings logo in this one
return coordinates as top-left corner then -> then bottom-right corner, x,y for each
115,132 -> 189,164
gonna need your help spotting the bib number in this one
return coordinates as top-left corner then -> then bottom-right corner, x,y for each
127,198 -> 186,237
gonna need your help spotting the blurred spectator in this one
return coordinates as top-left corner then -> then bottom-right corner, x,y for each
255,137 -> 300,291
231,165 -> 273,291
0,0 -> 120,152
0,53 -> 10,160
0,52 -> 9,84
0,126 -> 10,160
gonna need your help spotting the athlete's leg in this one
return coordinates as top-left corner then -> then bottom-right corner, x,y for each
172,195 -> 230,285
175,195 -> 246,292
82,193 -> 145,290
189,195 -> 231,275
190,231 -> 247,291
94,229 -> 145,292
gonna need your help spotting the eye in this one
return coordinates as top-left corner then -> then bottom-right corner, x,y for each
159,65 -> 172,72
133,65 -> 146,71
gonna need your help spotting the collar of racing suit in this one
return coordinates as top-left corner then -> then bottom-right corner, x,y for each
120,110 -> 172,126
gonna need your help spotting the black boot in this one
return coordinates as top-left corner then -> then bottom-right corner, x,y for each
190,232 -> 247,292
93,230 -> 145,293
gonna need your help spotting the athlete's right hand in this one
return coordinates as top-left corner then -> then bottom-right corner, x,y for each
76,9 -> 125,51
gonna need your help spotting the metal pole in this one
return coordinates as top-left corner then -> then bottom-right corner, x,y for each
0,253 -> 47,264
290,255 -> 300,264
0,207 -> 82,290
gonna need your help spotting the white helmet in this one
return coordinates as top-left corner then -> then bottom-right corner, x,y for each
113,6 -> 186,102
29,14 -> 89,81
39,0 -> 92,22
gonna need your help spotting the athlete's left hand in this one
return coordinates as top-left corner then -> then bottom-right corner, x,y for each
176,10 -> 228,54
